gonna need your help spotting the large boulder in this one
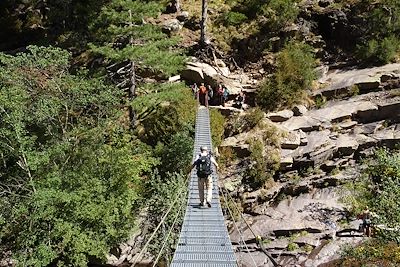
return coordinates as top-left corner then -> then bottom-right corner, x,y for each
220,136 -> 251,158
281,131 -> 301,149
181,61 -> 244,94
161,19 -> 183,34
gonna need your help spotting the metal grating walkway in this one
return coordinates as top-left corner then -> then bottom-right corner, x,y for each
170,107 -> 237,267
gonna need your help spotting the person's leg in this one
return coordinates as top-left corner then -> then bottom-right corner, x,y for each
198,177 -> 205,205
205,175 -> 213,207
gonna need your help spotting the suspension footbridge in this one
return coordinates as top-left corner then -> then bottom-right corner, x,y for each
170,106 -> 237,266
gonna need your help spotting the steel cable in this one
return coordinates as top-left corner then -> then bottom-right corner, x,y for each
224,188 -> 280,267
130,173 -> 190,267
220,187 -> 258,267
151,196 -> 186,267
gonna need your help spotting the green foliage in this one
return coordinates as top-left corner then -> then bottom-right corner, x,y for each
246,139 -> 268,187
287,242 -> 299,251
145,171 -> 188,263
218,147 -> 237,168
90,0 -> 186,77
154,131 -> 194,175
341,240 -> 400,266
133,83 -> 196,146
0,0 -> 107,50
223,11 -> 248,26
209,109 -> 226,147
343,148 -> 400,243
225,107 -> 265,137
0,46 -> 158,266
314,94 -> 327,108
357,35 -> 400,64
354,0 -> 400,64
242,107 -> 265,130
235,0 -> 299,30
244,121 -> 282,189
257,41 -> 316,111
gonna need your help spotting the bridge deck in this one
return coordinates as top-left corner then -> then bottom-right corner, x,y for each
170,107 -> 237,267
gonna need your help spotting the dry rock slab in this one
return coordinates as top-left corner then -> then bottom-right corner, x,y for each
308,101 -> 378,123
334,135 -> 359,157
220,136 -> 251,157
281,116 -> 322,132
338,120 -> 357,130
267,109 -> 294,122
281,131 -> 301,149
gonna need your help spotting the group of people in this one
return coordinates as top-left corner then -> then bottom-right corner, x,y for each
191,82 -> 247,109
191,82 -> 229,107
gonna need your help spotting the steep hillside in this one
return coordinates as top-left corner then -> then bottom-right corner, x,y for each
0,0 -> 399,266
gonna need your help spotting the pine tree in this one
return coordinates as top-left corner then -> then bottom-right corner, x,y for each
90,0 -> 186,98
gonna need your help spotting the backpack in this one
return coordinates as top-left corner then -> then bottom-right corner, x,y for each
208,88 -> 214,98
196,154 -> 212,177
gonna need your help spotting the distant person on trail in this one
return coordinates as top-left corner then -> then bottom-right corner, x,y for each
216,84 -> 224,106
234,90 -> 245,109
222,85 -> 229,107
207,85 -> 214,103
358,206 -> 372,236
191,83 -> 198,99
191,146 -> 218,208
198,83 -> 208,107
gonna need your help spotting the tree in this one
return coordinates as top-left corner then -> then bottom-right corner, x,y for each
90,0 -> 186,97
257,41 -> 316,111
200,0 -> 209,46
0,46 -> 157,266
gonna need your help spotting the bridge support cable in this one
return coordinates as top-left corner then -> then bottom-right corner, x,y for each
223,189 -> 280,267
131,176 -> 189,267
220,188 -> 258,267
170,106 -> 237,267
152,199 -> 186,267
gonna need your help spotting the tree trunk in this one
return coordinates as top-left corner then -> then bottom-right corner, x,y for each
128,10 -> 136,127
200,0 -> 208,46
174,0 -> 181,13
129,60 -> 136,98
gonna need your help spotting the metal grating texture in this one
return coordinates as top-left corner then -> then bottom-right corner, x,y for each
170,106 -> 237,267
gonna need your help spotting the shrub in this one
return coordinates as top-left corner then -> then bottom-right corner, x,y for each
223,11 -> 248,26
341,240 -> 400,266
210,109 -> 226,147
242,107 -> 265,130
218,146 -> 237,168
357,35 -> 400,64
245,133 -> 281,189
287,242 -> 299,251
343,148 -> 400,242
352,0 -> 400,64
257,41 -> 316,111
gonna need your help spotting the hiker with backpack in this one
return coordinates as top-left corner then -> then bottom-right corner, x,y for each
198,83 -> 208,106
191,146 -> 219,208
216,84 -> 224,106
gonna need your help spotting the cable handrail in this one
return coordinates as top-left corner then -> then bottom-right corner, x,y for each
220,188 -> 258,267
130,174 -> 190,267
152,197 -> 186,267
223,188 -> 280,267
